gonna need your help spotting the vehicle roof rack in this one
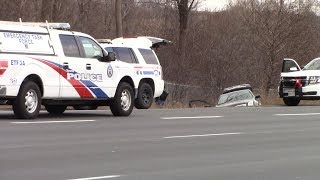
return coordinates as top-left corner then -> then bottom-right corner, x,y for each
0,20 -> 71,30
223,84 -> 252,94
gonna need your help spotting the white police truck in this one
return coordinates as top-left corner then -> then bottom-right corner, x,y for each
0,21 -> 165,119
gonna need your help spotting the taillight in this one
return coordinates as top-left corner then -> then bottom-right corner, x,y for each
294,78 -> 302,88
0,61 -> 8,75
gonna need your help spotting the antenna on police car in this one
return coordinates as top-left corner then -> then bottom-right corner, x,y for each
46,20 -> 50,30
19,18 -> 22,26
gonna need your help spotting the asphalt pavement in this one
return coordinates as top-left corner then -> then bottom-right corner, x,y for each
1,106 -> 320,180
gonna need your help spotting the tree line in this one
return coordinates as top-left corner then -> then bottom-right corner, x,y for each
1,0 -> 320,106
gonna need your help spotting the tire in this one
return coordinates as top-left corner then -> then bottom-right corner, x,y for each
73,105 -> 98,110
110,82 -> 134,116
13,81 -> 41,119
45,105 -> 67,114
283,97 -> 300,106
134,83 -> 154,109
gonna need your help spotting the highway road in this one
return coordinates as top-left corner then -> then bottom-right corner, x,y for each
1,106 -> 320,180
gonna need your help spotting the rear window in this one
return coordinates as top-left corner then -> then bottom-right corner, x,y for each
139,49 -> 159,64
105,47 -> 114,53
59,35 -> 81,57
113,47 -> 138,64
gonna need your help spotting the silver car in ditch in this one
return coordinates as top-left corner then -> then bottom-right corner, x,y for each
216,84 -> 261,107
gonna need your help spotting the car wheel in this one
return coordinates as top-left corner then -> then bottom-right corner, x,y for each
45,105 -> 67,114
283,97 -> 300,106
135,83 -> 154,109
13,81 -> 42,119
110,82 -> 134,116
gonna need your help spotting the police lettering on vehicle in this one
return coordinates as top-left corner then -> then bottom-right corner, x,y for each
4,33 -> 33,46
67,73 -> 102,82
11,60 -> 25,66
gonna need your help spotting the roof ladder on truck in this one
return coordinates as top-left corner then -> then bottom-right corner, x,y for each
0,19 -> 71,55
0,19 -> 71,30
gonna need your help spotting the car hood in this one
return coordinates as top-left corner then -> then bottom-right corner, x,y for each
216,99 -> 259,107
281,70 -> 320,77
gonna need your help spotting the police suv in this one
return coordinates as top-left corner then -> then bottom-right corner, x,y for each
279,58 -> 320,106
98,36 -> 170,109
0,21 -> 165,119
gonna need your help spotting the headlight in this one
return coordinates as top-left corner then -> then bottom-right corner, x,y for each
309,76 -> 320,84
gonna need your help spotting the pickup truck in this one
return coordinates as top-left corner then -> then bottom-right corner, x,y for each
0,21 -> 165,119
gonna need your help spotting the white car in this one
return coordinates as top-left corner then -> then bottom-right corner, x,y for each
98,36 -> 170,109
279,58 -> 320,106
216,84 -> 261,107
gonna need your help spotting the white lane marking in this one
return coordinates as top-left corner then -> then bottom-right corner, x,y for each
68,175 -> 122,180
11,120 -> 96,124
274,113 -> 320,116
163,132 -> 243,139
161,116 -> 223,120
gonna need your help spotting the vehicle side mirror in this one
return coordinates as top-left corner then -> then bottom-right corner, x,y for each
255,95 -> 261,99
289,67 -> 298,71
100,51 -> 116,62
107,52 -> 116,61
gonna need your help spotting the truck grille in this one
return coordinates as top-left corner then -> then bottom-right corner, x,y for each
282,76 -> 307,88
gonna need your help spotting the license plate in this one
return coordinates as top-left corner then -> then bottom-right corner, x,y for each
287,90 -> 295,97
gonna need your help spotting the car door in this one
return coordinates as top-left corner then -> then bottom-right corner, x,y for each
59,34 -> 92,98
77,36 -> 118,99
280,58 -> 303,98
282,58 -> 301,74
111,36 -> 171,49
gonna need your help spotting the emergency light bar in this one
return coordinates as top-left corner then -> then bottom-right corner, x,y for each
0,21 -> 71,30
97,39 -> 112,44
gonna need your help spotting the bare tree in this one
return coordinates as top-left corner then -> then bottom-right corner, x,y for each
76,0 -> 92,32
115,0 -> 123,37
237,0 -> 316,96
104,0 -> 115,37
174,0 -> 197,59
41,0 -> 55,21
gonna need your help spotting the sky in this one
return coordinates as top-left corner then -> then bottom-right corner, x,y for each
200,0 -> 230,11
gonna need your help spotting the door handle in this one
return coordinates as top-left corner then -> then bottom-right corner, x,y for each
86,64 -> 91,70
63,62 -> 69,69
